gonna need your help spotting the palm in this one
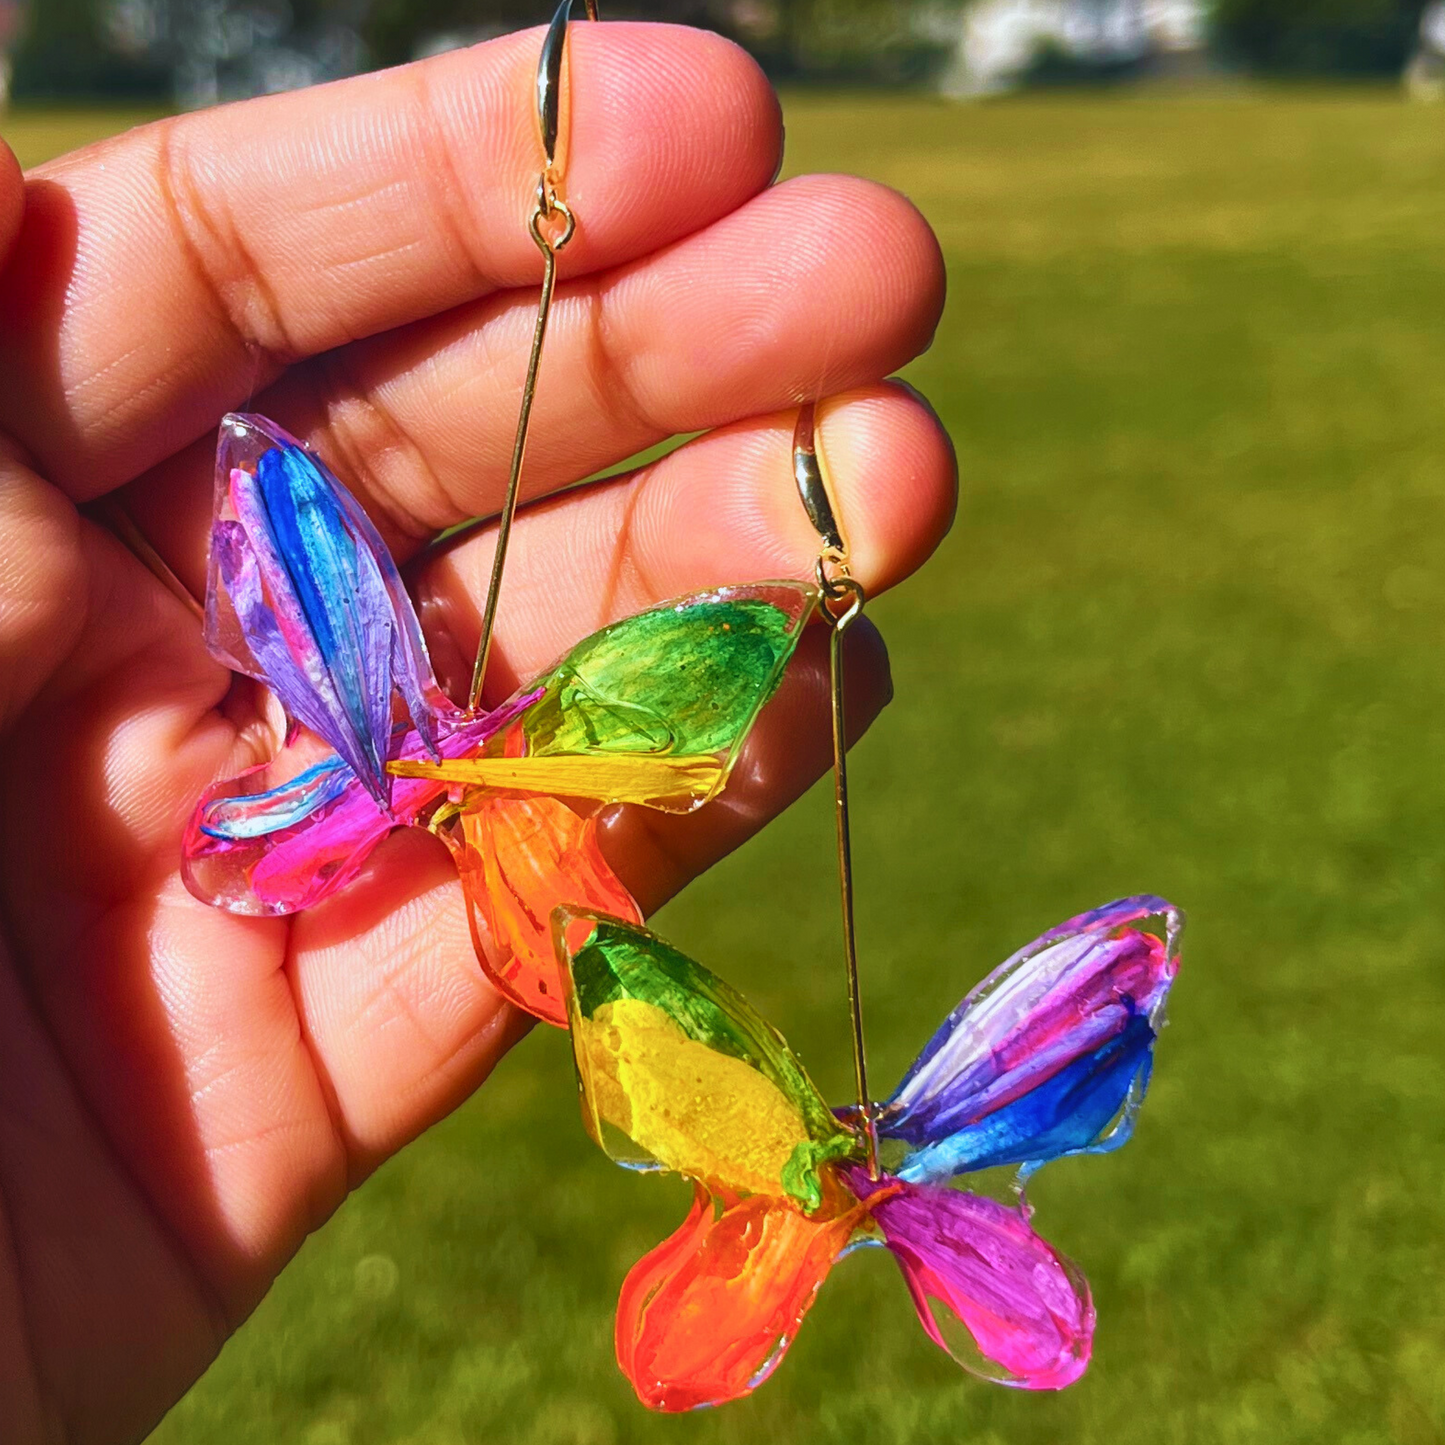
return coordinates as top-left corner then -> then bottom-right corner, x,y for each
0,23 -> 951,1445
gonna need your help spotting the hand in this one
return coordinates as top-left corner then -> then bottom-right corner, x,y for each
0,23 -> 953,1443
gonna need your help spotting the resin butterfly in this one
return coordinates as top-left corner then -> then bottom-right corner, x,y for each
550,895 -> 1182,1410
183,414 -> 816,1024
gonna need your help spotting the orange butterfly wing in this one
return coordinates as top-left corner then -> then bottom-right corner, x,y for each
617,1177 -> 865,1412
449,793 -> 640,1026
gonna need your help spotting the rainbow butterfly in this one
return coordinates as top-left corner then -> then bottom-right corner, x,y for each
550,895 -> 1181,1409
184,414 -> 816,1024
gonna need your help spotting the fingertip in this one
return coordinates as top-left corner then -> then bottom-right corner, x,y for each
560,21 -> 784,269
605,173 -> 946,428
859,176 -> 949,357
771,173 -> 947,366
814,382 -> 958,595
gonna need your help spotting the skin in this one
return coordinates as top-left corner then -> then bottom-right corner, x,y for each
0,22 -> 954,1445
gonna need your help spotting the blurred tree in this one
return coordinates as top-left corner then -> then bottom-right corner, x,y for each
1211,0 -> 1429,74
365,0 -> 715,67
762,0 -> 959,82
11,0 -> 960,101
16,0 -> 373,103
11,0 -> 167,97
368,0 -> 957,81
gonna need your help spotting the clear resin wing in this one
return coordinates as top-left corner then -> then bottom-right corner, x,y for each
878,896 -> 1182,1183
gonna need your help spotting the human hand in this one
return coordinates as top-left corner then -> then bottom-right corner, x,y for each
0,23 -> 953,1443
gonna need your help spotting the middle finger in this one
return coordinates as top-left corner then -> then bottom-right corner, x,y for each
121,172 -> 945,593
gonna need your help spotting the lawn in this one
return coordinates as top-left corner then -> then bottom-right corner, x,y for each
9,86 -> 1445,1444
2,106 -> 167,168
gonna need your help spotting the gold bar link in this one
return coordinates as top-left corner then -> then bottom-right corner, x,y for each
793,400 -> 879,1179
468,0 -> 599,712
467,199 -> 574,710
823,570 -> 879,1179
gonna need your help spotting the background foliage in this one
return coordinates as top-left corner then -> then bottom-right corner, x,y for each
8,0 -> 1443,100
1213,0 -> 1429,74
10,0 -> 956,99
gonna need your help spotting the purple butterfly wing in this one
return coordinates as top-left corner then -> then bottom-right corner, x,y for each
182,693 -> 539,916
880,896 -> 1182,1183
204,414 -> 456,808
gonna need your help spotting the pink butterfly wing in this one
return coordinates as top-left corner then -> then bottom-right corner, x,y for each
849,1170 -> 1094,1389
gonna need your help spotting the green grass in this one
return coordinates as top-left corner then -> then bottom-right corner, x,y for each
18,88 -> 1445,1443
1,106 -> 167,168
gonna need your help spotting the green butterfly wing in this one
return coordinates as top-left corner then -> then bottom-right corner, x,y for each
393,583 -> 818,812
554,909 -> 860,1212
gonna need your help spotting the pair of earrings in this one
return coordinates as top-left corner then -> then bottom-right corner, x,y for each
176,0 -> 1184,1413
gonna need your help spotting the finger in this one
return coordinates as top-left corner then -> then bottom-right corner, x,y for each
123,171 -> 945,587
286,382 -> 954,1163
0,451 -> 87,734
0,23 -> 782,500
426,384 -> 955,698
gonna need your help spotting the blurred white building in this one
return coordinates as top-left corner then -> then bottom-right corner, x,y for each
1405,1 -> 1445,100
941,0 -> 1205,95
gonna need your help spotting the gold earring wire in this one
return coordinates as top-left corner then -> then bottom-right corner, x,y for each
468,0 -> 600,712
793,402 -> 879,1180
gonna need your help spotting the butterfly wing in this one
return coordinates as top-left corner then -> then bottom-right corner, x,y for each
390,583 -> 818,813
556,911 -> 870,1407
618,1177 -> 864,1412
447,794 -> 641,1026
880,896 -> 1182,1183
383,586 -> 815,1016
206,414 -> 453,805
182,698 -> 536,916
553,910 -> 859,1211
846,1170 -> 1093,1390
183,749 -> 393,916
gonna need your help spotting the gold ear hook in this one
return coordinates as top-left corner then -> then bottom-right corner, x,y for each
793,401 -> 848,570
792,402 -> 879,1179
468,0 -> 602,711
537,0 -> 600,178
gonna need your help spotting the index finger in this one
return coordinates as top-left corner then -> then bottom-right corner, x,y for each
0,22 -> 781,502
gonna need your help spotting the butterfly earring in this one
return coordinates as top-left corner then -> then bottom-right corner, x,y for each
554,897 -> 1180,1409
542,408 -> 1186,1410
179,0 -> 825,1030
182,408 -> 819,1023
